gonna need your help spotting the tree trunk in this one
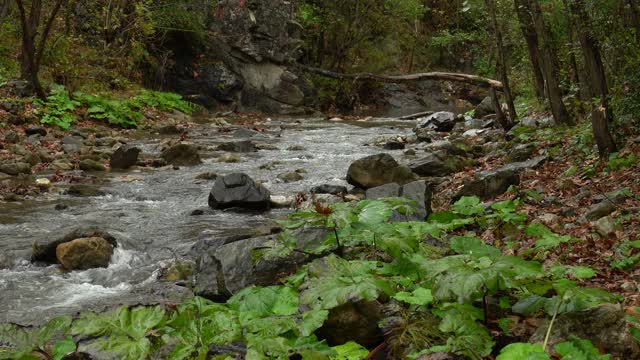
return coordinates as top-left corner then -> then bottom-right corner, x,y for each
490,87 -> 510,130
514,0 -> 545,100
0,0 -> 10,26
569,0 -> 617,157
561,0 -> 583,99
15,0 -> 65,99
299,65 -> 504,90
628,0 -> 640,45
527,0 -> 575,125
485,0 -> 516,128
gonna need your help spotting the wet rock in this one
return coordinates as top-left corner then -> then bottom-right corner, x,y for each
0,161 -> 31,175
157,124 -> 181,135
456,168 -> 520,200
415,111 -> 457,133
161,143 -> 202,166
530,304 -> 640,359
32,227 -> 117,264
55,204 -> 69,211
383,141 -> 405,150
409,151 -> 467,177
79,159 -> 106,172
404,149 -> 416,156
216,140 -> 256,153
256,143 -> 280,150
25,125 -> 47,137
311,184 -> 348,195
190,209 -> 205,216
4,132 -> 19,143
594,216 -> 619,237
160,260 -> 195,282
65,184 -> 106,197
270,195 -> 295,208
195,172 -> 218,180
346,153 -> 418,189
208,173 -> 271,210
56,237 -> 114,270
232,128 -> 259,138
287,144 -> 306,151
49,160 -> 74,171
0,254 -> 12,269
316,300 -> 384,348
110,144 -> 141,169
218,153 -> 241,163
474,96 -> 495,119
506,144 -> 535,163
277,171 -> 304,183
259,160 -> 281,170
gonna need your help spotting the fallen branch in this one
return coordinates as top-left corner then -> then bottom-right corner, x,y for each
298,65 -> 504,90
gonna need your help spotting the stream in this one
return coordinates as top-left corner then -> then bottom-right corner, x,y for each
0,116 -> 415,325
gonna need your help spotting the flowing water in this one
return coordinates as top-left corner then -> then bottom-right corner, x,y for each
0,116 -> 415,325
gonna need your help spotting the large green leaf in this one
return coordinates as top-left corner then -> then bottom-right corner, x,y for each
555,337 -> 611,359
496,343 -> 550,360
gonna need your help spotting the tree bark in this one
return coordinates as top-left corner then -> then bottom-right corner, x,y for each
514,0 -> 545,100
628,0 -> 640,45
485,0 -> 516,128
527,0 -> 575,125
15,0 -> 65,99
298,65 -> 504,90
0,0 -> 10,26
569,0 -> 617,157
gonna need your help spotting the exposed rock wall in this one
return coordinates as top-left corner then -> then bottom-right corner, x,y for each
163,0 -> 316,114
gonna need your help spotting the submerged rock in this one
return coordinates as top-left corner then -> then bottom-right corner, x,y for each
65,184 -> 106,197
347,153 -> 418,189
56,237 -> 114,270
277,171 -> 304,183
217,140 -> 257,153
161,143 -> 202,166
208,173 -> 271,210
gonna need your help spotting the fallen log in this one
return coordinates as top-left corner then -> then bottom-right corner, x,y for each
299,65 -> 504,90
398,111 -> 434,120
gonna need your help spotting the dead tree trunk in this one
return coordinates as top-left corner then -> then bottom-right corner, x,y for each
15,0 -> 65,99
527,0 -> 575,125
569,0 -> 617,157
299,65 -> 504,90
485,0 -> 516,128
514,0 -> 545,100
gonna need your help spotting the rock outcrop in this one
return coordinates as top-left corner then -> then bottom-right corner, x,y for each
347,153 -> 418,189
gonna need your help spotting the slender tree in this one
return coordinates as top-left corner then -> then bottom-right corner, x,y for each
525,0 -> 575,125
513,0 -> 545,100
569,0 -> 617,157
485,0 -> 516,129
15,0 -> 65,98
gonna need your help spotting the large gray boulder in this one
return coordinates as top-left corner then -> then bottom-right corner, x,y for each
530,304 -> 640,359
408,151 -> 467,177
347,153 -> 418,189
474,96 -> 494,119
208,173 -> 271,210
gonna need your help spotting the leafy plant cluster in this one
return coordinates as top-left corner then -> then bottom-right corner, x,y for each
34,86 -> 193,129
1,197 -> 626,359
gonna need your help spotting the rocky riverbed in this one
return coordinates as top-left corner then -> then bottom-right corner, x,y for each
0,113 -> 425,325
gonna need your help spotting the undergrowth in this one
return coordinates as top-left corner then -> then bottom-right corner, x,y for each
1,197 -> 635,359
34,86 -> 194,129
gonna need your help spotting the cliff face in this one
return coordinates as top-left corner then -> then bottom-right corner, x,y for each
164,0 -> 316,114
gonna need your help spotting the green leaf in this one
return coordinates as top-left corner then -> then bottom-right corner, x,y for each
450,236 -> 501,259
330,341 -> 369,359
228,286 -> 299,317
392,287 -> 433,306
555,337 -> 611,359
452,196 -> 484,216
496,343 -> 550,360
52,337 -> 77,360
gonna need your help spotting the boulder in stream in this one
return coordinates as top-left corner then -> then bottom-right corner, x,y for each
208,173 -> 271,210
216,140 -> 257,153
110,144 -> 141,169
161,143 -> 202,166
56,237 -> 114,270
415,111 -> 458,133
346,153 -> 418,189
32,227 -> 117,265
